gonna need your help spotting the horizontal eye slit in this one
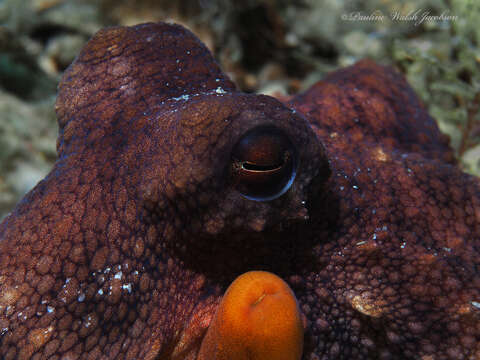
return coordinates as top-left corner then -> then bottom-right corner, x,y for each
242,161 -> 283,172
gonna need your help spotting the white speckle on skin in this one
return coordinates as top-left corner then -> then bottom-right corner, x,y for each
122,283 -> 133,293
471,301 -> 480,309
215,87 -> 226,94
98,289 -> 104,295
172,94 -> 190,101
84,315 -> 93,328
114,271 -> 123,280
47,306 -> 55,313
78,293 -> 85,302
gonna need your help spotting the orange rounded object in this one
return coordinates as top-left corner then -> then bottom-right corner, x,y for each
198,271 -> 304,360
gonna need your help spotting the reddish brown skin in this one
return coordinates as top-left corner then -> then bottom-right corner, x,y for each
0,22 -> 479,359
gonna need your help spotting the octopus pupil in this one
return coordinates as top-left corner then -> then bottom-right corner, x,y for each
242,160 -> 284,172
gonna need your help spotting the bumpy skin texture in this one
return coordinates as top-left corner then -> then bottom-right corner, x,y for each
0,22 -> 479,359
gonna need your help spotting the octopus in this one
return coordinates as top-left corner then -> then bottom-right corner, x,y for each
0,22 -> 479,360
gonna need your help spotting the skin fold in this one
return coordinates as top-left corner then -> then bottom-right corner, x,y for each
0,22 -> 479,359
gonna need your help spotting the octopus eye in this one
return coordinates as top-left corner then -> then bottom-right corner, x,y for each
231,125 -> 297,201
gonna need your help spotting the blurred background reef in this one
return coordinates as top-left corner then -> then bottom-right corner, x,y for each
0,0 -> 479,220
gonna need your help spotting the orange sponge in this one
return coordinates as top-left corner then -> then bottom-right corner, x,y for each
198,271 -> 304,360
